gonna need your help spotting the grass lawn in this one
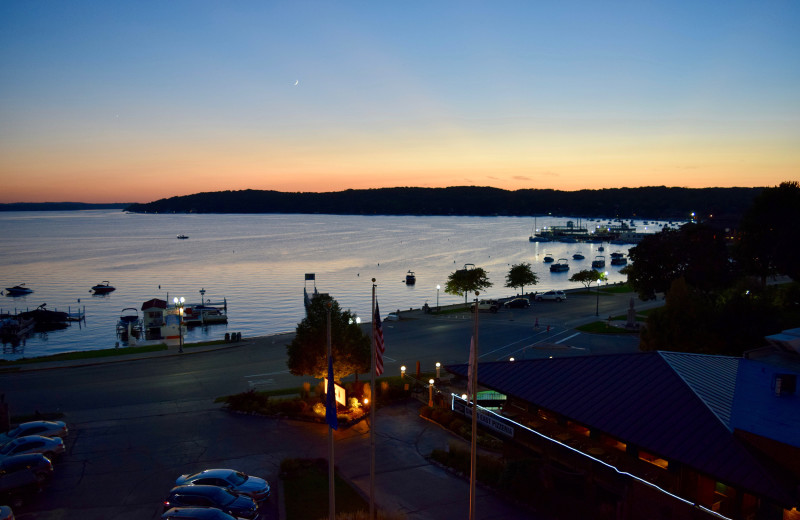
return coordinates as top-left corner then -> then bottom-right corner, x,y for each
282,459 -> 367,520
0,338 -> 230,369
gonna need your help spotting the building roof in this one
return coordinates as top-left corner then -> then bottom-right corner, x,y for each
141,298 -> 167,310
446,351 -> 796,507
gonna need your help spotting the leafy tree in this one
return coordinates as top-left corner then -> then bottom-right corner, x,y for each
625,223 -> 732,300
640,277 -> 786,356
735,181 -> 800,284
569,269 -> 606,291
505,263 -> 539,295
445,265 -> 492,303
286,293 -> 370,381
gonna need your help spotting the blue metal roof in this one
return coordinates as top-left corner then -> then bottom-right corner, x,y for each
446,351 -> 796,506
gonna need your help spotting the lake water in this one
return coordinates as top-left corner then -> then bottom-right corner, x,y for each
0,211 -> 676,360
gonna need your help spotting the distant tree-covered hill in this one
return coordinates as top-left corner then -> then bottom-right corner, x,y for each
0,202 -> 132,211
125,186 -> 763,220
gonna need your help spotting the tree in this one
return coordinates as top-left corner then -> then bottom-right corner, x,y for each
445,264 -> 492,303
569,269 -> 605,291
624,223 -> 732,300
505,263 -> 539,295
286,293 -> 370,381
735,181 -> 800,284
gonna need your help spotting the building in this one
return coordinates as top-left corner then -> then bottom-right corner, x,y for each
446,339 -> 800,519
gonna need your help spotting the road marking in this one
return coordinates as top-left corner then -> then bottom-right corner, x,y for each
555,332 -> 581,344
248,379 -> 275,388
244,370 -> 290,378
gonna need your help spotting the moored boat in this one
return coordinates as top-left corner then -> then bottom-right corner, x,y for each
182,298 -> 228,326
0,315 -> 35,339
610,255 -> 628,266
592,255 -> 606,268
405,270 -> 416,285
91,281 -> 116,294
4,284 -> 33,296
550,258 -> 570,272
543,254 -> 554,263
177,234 -> 189,239
116,307 -> 142,339
572,252 -> 585,260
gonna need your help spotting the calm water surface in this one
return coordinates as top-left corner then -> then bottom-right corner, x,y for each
0,211 -> 674,360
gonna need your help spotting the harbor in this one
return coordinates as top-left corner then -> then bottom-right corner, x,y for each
0,210 -> 673,361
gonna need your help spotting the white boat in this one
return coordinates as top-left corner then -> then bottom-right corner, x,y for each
116,307 -> 142,339
182,299 -> 228,326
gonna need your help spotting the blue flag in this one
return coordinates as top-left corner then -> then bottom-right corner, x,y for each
326,354 -> 338,430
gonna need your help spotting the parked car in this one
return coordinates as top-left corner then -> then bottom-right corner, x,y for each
0,436 -> 65,461
175,469 -> 270,501
164,485 -> 259,519
0,421 -> 68,445
503,298 -> 531,309
162,507 -> 240,520
470,299 -> 499,313
385,312 -> 400,321
535,290 -> 567,302
0,454 -> 53,505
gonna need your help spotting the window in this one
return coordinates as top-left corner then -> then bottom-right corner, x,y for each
775,374 -> 797,396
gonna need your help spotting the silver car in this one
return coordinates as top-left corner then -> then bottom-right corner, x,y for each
175,469 -> 270,502
0,435 -> 65,461
0,421 -> 68,446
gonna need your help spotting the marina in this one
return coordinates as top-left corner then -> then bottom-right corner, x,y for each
0,210 -> 673,360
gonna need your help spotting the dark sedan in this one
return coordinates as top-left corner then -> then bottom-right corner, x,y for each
164,485 -> 259,519
162,507 -> 240,520
503,298 -> 531,309
175,469 -> 270,501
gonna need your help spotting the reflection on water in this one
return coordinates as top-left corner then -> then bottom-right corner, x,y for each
0,211 -> 676,360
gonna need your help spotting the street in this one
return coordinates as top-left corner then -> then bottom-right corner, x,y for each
0,289 -> 659,519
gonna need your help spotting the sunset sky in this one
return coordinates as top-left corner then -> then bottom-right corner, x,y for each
1,1 -> 798,203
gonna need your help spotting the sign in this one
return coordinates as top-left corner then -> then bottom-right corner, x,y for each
452,398 -> 514,438
323,378 -> 346,406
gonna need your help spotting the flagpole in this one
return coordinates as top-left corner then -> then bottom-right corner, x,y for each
369,280 -> 377,520
326,300 -> 335,520
469,291 -> 479,520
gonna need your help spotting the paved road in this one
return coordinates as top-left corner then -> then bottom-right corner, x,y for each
0,289 -> 660,519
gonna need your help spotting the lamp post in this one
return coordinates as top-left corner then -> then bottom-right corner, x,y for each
173,296 -> 185,353
595,271 -> 607,317
428,378 -> 435,407
436,284 -> 440,311
400,365 -> 406,379
435,362 -> 441,379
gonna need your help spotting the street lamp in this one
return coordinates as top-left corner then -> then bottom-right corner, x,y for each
436,284 -> 440,311
595,271 -> 607,317
435,362 -> 441,379
173,296 -> 185,353
400,365 -> 406,379
428,378 -> 435,407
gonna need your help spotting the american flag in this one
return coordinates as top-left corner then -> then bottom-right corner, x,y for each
374,300 -> 385,376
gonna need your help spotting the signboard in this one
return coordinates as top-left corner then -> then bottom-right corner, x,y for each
452,398 -> 514,438
323,378 -> 346,406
